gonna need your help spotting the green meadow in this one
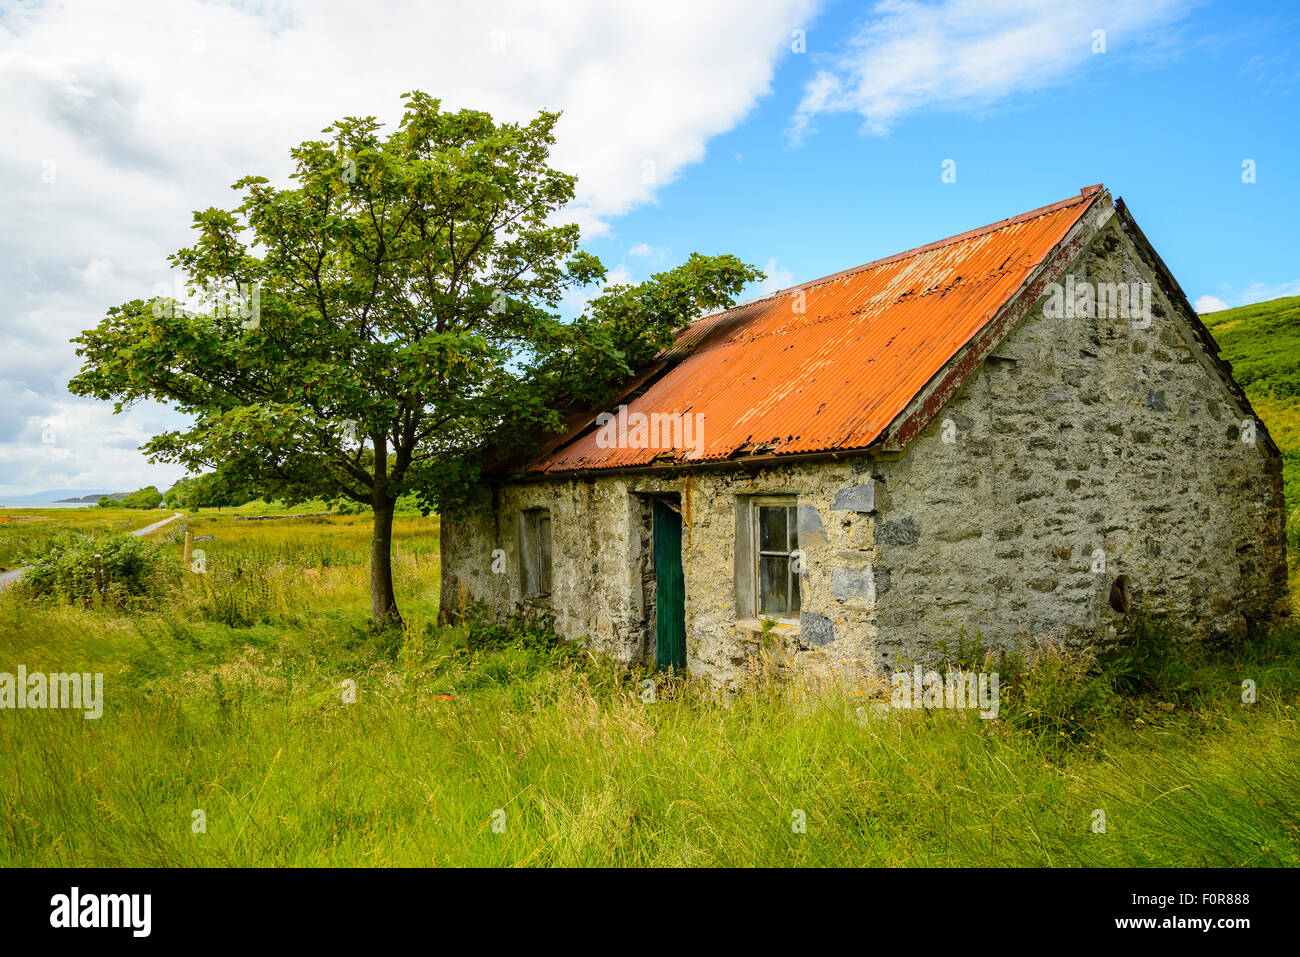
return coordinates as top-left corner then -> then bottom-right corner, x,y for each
0,508 -> 173,573
1,504 -> 1296,866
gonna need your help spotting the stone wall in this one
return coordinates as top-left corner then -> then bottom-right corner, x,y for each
439,216 -> 1289,684
866,213 -> 1289,673
440,458 -> 885,684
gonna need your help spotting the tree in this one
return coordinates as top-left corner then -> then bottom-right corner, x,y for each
165,471 -> 255,511
120,486 -> 163,509
70,92 -> 760,625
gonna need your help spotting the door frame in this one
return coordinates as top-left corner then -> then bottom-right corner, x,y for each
651,495 -> 686,672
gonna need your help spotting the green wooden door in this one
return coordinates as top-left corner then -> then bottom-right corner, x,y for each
654,499 -> 686,672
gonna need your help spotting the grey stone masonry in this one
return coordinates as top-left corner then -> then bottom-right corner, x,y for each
441,213 -> 1289,685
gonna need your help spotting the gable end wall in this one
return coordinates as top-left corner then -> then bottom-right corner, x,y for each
868,214 -> 1289,668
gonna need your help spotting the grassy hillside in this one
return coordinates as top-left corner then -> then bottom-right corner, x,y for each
1201,295 -> 1300,597
1202,295 -> 1300,506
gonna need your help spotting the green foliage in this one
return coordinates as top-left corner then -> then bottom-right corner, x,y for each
465,601 -> 574,655
18,532 -> 177,606
165,471 -> 256,510
69,91 -> 761,622
1000,641 -> 1117,750
0,508 -> 172,571
1099,613 -> 1202,699
119,485 -> 163,509
1202,296 -> 1300,509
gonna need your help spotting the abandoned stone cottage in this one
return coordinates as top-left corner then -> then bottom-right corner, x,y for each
440,185 -> 1290,683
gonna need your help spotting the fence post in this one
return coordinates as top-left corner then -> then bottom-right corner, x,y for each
183,530 -> 194,570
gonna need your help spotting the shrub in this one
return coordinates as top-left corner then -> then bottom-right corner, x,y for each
19,532 -> 176,606
120,485 -> 163,509
1001,640 -> 1117,750
466,601 -> 574,655
1100,612 -> 1202,700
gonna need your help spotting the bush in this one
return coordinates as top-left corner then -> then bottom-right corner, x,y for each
120,486 -> 163,509
1099,612 -> 1202,700
18,532 -> 176,606
1001,640 -> 1117,750
466,601 -> 574,654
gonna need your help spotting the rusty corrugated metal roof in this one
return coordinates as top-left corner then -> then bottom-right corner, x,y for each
527,186 -> 1104,473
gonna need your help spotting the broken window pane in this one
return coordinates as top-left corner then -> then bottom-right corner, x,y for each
538,513 -> 552,594
758,505 -> 787,551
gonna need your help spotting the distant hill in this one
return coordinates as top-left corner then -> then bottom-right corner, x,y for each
56,492 -> 129,503
1200,294 -> 1299,513
2,488 -> 117,502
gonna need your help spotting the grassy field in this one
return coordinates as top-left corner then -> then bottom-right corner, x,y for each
0,502 -> 1298,866
0,508 -> 173,572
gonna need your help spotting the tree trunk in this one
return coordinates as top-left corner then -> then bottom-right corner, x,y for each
370,502 -> 401,625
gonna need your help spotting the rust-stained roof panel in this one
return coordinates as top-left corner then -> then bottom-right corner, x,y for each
527,186 -> 1104,473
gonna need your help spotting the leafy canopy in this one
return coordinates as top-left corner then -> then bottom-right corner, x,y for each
70,92 -> 761,516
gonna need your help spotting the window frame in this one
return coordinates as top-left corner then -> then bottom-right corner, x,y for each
750,495 -> 800,622
519,508 -> 553,598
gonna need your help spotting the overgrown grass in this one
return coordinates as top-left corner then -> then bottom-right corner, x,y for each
0,504 -> 1297,866
0,508 -> 172,571
168,512 -> 441,626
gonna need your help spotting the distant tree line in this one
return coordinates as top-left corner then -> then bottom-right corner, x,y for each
97,487 -> 162,509
94,471 -> 259,511
161,472 -> 258,511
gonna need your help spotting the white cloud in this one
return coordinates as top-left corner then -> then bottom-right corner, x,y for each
1237,279 -> 1300,305
605,264 -> 635,287
1193,280 -> 1300,315
755,257 -> 795,295
628,242 -> 666,261
0,399 -> 186,497
0,0 -> 817,493
789,0 -> 1195,142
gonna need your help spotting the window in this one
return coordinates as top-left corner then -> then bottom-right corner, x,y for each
752,498 -> 800,619
520,509 -> 552,597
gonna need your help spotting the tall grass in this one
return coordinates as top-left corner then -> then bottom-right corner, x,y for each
1,593 -> 1297,865
1,507 -> 1296,867
0,508 -> 172,571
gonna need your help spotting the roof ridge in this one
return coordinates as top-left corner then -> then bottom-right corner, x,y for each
700,184 -> 1105,321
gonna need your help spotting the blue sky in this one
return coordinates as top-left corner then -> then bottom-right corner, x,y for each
1,0 -> 1297,495
586,0 -> 1299,313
